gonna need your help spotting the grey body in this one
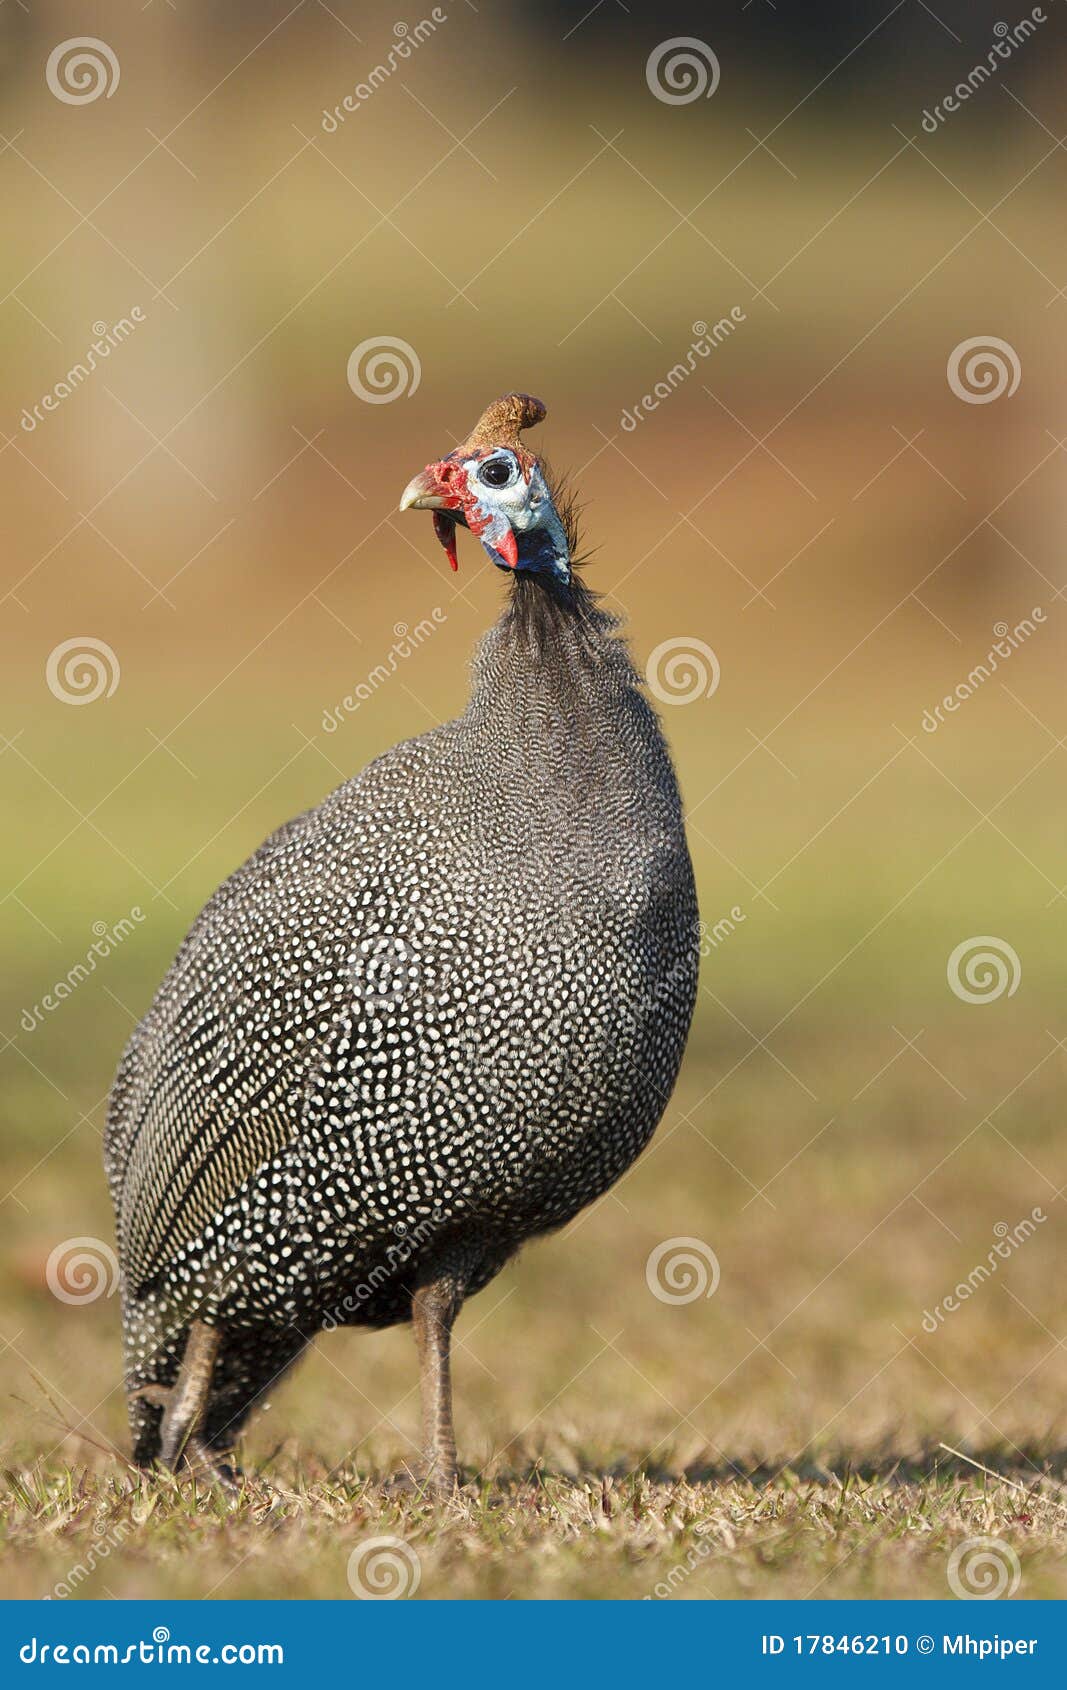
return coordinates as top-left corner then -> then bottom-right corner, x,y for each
105,578 -> 698,1462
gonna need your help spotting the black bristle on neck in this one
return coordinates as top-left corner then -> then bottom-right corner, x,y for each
509,568 -> 595,618
539,457 -> 584,563
496,571 -> 633,703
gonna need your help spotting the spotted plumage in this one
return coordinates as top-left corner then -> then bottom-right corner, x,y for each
105,395 -> 699,1488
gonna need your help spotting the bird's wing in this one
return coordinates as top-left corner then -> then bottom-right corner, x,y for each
109,807 -> 342,1295
116,999 -> 304,1297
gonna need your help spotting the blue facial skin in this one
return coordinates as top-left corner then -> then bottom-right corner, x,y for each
465,451 -> 571,584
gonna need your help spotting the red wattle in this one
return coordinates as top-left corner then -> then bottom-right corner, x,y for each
432,511 -> 459,571
497,528 -> 518,569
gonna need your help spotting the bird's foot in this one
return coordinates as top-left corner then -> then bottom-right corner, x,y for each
180,1438 -> 242,1494
128,1382 -> 239,1493
383,1460 -> 459,1503
156,1431 -> 241,1494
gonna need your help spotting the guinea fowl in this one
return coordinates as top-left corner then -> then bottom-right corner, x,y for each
105,394 -> 699,1493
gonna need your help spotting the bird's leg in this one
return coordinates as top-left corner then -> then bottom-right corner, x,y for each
158,1319 -> 220,1472
410,1272 -> 464,1496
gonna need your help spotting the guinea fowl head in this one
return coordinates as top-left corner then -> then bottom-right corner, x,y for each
398,393 -> 571,583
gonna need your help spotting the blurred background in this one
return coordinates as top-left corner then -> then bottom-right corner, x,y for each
1,0 -> 1066,1596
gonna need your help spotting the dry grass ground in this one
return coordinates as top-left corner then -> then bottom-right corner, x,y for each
6,1456 -> 1067,1602
3,990 -> 1066,1599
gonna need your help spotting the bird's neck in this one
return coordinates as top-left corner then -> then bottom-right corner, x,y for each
466,575 -> 659,752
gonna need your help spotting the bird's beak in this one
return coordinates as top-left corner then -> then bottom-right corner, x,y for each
399,461 -> 464,570
398,468 -> 448,512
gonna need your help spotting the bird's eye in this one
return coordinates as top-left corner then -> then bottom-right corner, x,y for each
478,457 -> 514,489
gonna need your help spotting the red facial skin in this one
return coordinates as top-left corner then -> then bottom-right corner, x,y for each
494,527 -> 519,568
421,451 -> 531,571
424,460 -> 470,572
